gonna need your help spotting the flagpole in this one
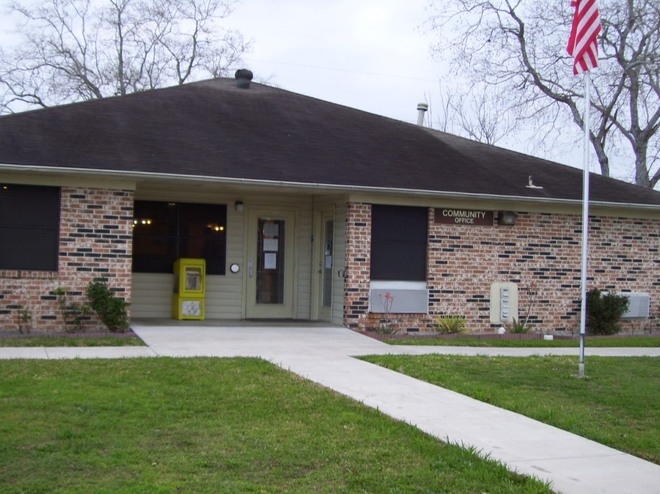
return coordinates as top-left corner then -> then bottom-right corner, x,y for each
578,71 -> 591,379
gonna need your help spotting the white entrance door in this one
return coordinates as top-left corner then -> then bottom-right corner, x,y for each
246,209 -> 296,319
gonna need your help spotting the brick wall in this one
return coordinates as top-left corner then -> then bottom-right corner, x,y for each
344,204 -> 659,335
0,187 -> 134,333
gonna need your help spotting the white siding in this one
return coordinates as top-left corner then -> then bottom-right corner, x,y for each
131,273 -> 173,318
205,275 -> 243,319
210,204 -> 245,319
294,208 -> 313,319
332,202 -> 347,325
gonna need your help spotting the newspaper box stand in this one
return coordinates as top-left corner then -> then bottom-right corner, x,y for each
172,258 -> 206,320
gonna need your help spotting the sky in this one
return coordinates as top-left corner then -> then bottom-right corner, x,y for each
0,0 -> 588,171
225,0 -> 442,127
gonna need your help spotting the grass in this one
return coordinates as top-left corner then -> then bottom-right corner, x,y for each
0,333 -> 145,347
385,335 -> 660,347
361,354 -> 660,464
0,358 -> 552,493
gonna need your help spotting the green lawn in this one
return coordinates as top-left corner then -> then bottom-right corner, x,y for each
0,358 -> 551,493
362,354 -> 660,464
385,335 -> 660,347
0,334 -> 145,347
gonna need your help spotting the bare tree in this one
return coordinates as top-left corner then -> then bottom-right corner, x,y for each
428,0 -> 659,189
434,82 -> 516,145
0,0 -> 251,113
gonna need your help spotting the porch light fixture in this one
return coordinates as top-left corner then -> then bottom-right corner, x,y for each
234,201 -> 244,213
498,211 -> 517,226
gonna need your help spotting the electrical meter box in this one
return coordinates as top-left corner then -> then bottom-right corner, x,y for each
172,258 -> 206,320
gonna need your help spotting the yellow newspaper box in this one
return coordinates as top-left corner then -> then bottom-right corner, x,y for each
172,258 -> 206,320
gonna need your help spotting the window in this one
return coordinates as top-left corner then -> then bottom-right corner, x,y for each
132,201 -> 227,275
370,205 -> 427,281
0,184 -> 61,271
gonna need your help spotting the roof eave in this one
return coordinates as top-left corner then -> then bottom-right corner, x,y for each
2,164 -> 658,212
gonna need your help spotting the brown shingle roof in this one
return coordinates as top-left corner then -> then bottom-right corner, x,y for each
1,77 -> 658,206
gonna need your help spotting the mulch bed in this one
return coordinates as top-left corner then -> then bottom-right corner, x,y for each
359,329 -> 658,341
0,328 -> 139,340
359,331 -> 569,341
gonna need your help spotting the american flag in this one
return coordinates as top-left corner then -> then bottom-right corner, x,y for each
567,0 -> 601,75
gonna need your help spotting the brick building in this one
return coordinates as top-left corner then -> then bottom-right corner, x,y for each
1,74 -> 658,334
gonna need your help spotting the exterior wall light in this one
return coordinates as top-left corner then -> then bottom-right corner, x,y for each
234,201 -> 244,213
498,211 -> 517,226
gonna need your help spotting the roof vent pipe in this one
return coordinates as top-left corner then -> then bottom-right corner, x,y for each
526,175 -> 544,189
234,69 -> 253,89
416,102 -> 428,126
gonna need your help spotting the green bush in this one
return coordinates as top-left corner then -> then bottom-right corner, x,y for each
586,288 -> 629,335
53,287 -> 91,333
507,317 -> 530,334
86,279 -> 129,333
435,315 -> 467,334
16,305 -> 32,334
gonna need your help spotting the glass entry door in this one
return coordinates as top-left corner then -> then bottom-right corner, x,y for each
246,209 -> 295,318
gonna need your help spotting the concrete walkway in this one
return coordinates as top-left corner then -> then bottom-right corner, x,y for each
2,322 -> 659,494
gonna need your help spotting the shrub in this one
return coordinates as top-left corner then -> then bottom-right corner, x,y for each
53,287 -> 91,333
16,305 -> 32,334
507,317 -> 530,334
86,279 -> 129,333
435,315 -> 467,334
586,288 -> 629,335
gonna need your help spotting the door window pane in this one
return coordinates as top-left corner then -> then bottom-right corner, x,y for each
256,219 -> 285,304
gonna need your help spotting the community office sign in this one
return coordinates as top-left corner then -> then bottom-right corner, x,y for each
435,208 -> 493,226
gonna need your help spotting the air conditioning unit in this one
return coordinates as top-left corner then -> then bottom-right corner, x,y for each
369,281 -> 429,314
621,292 -> 650,319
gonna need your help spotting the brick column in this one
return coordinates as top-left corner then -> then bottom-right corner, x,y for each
58,187 -> 134,318
343,203 -> 371,330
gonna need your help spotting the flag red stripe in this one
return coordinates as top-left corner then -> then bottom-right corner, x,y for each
567,0 -> 601,75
